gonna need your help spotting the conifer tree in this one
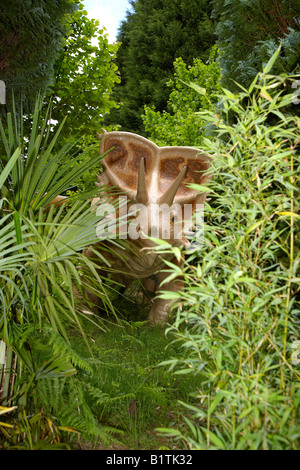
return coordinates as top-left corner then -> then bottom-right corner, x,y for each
105,0 -> 217,134
0,0 -> 78,116
212,0 -> 300,90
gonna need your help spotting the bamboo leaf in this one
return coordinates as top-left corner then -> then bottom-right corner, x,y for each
0,406 -> 17,415
200,427 -> 226,449
277,212 -> 299,219
263,45 -> 282,74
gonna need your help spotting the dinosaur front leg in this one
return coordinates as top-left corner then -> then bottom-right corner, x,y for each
148,259 -> 184,325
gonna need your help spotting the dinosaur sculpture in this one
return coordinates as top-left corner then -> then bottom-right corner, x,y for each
83,130 -> 212,324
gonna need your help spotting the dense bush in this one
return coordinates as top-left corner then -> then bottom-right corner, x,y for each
142,47 -> 221,147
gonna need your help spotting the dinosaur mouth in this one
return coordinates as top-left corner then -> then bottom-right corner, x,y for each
122,251 -> 173,277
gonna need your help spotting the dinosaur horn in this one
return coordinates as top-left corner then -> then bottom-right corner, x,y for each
158,166 -> 187,205
94,174 -> 102,187
97,128 -> 107,139
136,158 -> 149,204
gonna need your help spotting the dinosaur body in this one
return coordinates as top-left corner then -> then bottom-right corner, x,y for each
84,130 -> 212,324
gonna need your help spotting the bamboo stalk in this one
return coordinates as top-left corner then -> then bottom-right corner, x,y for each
281,149 -> 294,389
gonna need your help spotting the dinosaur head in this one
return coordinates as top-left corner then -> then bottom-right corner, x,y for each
97,130 -> 212,248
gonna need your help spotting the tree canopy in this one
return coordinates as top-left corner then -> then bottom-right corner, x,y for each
46,7 -> 121,192
0,2 -> 122,191
49,7 -> 120,144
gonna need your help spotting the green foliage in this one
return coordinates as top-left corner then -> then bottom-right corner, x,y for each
46,5 -> 121,192
154,57 -> 300,449
39,321 -> 201,449
106,0 -> 217,133
1,317 -> 205,449
0,99 -> 118,339
142,47 -> 221,146
49,6 -> 120,143
36,376 -> 121,447
212,0 -> 300,90
0,0 -> 79,117
0,408 -> 74,450
0,99 -> 124,447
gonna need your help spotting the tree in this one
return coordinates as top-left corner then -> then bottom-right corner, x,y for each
0,0 -> 79,117
105,0 -> 217,134
0,3 -> 121,192
37,6 -> 121,192
212,0 -> 300,90
49,7 -> 120,145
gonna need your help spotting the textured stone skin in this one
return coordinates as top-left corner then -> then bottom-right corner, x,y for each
83,131 -> 212,325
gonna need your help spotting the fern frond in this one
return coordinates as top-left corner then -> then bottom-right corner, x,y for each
86,384 -> 134,407
42,327 -> 94,374
37,376 -> 123,445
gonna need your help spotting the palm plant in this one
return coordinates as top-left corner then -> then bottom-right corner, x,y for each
0,97 -> 118,332
0,98 -> 121,446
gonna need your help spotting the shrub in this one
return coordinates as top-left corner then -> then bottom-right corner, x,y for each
142,47 -> 221,147
156,50 -> 300,450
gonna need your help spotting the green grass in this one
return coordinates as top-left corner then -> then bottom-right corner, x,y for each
75,322 -> 195,449
28,293 -> 201,450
